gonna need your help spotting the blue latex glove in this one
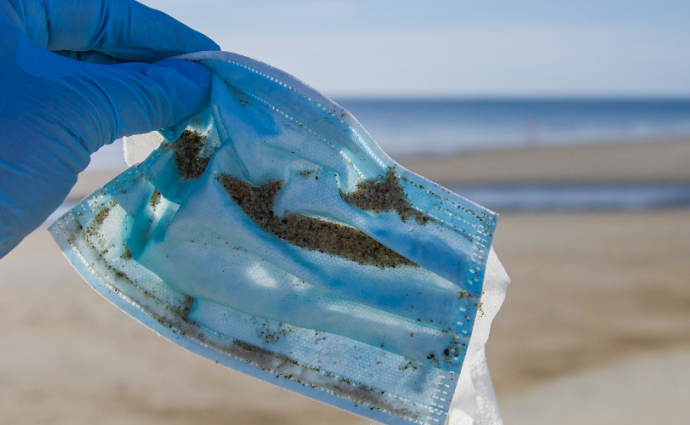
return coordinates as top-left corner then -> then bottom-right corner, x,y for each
0,0 -> 219,258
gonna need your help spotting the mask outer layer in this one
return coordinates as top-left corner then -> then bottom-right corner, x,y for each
50,52 -> 498,425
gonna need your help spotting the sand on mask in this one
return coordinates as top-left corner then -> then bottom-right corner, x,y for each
168,129 -> 211,180
340,168 -> 431,226
217,174 -> 417,268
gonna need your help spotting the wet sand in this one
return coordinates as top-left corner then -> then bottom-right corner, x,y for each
1,210 -> 689,424
402,139 -> 690,185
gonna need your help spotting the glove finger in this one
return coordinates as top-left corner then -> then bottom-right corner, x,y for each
40,0 -> 219,61
54,50 -> 125,65
72,59 -> 213,153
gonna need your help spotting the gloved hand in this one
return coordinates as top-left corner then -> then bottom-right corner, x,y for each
0,0 -> 219,258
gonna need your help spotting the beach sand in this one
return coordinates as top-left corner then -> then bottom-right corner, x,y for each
2,211 -> 689,424
2,140 -> 689,424
488,211 -> 690,395
499,345 -> 690,425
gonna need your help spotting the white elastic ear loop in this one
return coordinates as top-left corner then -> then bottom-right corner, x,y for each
449,248 -> 511,425
123,131 -> 165,166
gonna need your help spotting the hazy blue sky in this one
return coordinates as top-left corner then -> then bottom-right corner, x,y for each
140,0 -> 690,98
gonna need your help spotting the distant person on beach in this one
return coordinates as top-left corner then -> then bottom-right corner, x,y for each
0,0 -> 218,258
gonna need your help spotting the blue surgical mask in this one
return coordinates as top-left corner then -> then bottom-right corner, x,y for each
50,52 -> 503,425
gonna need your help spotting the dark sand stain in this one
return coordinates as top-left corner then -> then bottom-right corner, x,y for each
340,168 -> 429,225
121,244 -> 132,260
149,189 -> 161,210
169,130 -> 210,180
217,174 -> 416,268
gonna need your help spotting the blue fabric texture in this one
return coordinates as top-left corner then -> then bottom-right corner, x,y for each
50,51 -> 498,425
0,0 -> 218,257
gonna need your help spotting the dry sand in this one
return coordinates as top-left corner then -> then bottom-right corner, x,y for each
488,211 -> 690,424
500,345 -> 690,425
488,211 -> 690,395
1,210 -> 689,424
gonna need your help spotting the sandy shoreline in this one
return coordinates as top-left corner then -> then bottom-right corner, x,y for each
402,138 -> 690,185
1,209 -> 689,424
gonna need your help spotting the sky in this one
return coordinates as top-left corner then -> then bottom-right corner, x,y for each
140,0 -> 690,98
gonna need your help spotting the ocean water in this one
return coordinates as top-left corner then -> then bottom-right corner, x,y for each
338,98 -> 690,161
450,184 -> 690,213
85,99 -> 690,211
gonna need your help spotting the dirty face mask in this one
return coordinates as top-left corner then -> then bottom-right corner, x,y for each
49,52 -> 510,425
